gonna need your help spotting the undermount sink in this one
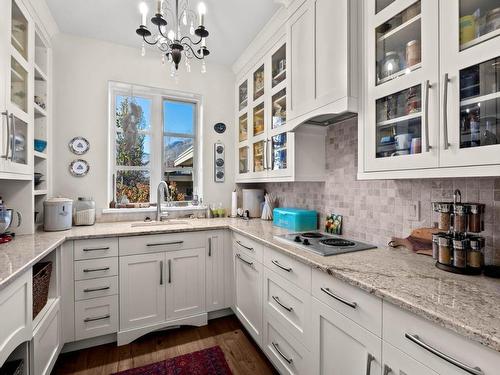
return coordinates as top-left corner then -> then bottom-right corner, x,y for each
130,220 -> 190,228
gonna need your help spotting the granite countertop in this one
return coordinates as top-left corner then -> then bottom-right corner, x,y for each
1,218 -> 499,353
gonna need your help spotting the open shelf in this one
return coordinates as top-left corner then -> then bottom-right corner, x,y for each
34,103 -> 47,118
34,151 -> 47,159
34,189 -> 48,196
34,64 -> 47,81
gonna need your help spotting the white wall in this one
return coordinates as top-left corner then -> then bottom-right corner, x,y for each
51,33 -> 235,216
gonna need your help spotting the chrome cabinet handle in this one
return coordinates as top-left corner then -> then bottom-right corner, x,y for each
320,287 -> 357,309
271,259 -> 292,272
405,334 -> 484,375
443,73 -> 450,150
160,260 -> 164,285
83,246 -> 110,252
168,259 -> 172,283
383,364 -> 392,375
236,253 -> 254,267
267,139 -> 272,170
423,80 -> 432,152
83,267 -> 110,273
1,111 -> 9,159
272,342 -> 293,364
236,240 -> 254,251
208,237 -> 212,257
83,286 -> 110,293
9,114 -> 15,162
147,240 -> 184,247
84,314 -> 111,323
366,353 -> 375,375
272,295 -> 293,312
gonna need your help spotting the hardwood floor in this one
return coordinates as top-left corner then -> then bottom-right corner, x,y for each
53,315 -> 277,375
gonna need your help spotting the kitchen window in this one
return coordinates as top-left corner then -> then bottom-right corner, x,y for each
109,82 -> 201,207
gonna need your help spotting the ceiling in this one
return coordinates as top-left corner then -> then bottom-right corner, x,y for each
45,0 -> 281,65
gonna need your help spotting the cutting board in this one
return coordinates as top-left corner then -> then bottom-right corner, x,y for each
388,227 -> 439,256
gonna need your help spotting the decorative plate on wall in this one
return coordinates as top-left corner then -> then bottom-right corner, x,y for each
69,159 -> 90,177
69,137 -> 90,155
214,122 -> 226,134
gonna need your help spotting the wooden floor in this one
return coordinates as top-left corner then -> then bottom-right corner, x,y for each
53,315 -> 277,375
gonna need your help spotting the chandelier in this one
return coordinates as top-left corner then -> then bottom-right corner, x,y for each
136,0 -> 210,75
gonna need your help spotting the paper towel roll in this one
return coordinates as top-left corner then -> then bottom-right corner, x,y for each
231,191 -> 238,218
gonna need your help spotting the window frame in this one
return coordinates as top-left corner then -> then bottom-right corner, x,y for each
108,81 -> 203,206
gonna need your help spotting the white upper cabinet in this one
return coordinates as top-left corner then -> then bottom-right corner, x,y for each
361,0 -> 500,178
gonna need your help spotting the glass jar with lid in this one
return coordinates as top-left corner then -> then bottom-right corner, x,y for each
453,204 -> 469,233
73,197 -> 96,226
467,203 -> 485,233
468,236 -> 485,269
452,238 -> 470,268
437,235 -> 453,265
433,202 -> 452,231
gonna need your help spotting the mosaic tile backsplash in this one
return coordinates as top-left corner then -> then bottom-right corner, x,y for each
263,118 -> 500,264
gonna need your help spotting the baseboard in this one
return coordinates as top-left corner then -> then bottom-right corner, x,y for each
207,308 -> 234,320
61,333 -> 117,353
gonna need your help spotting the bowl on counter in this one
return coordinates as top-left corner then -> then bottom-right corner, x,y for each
34,139 -> 47,153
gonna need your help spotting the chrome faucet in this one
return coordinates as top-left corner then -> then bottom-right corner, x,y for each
156,181 -> 170,221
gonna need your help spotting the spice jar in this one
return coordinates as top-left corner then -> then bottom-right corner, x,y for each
432,233 -> 440,260
405,40 -> 421,67
468,203 -> 485,233
438,235 -> 452,265
453,204 -> 470,233
452,238 -> 469,268
433,202 -> 452,231
468,236 -> 485,269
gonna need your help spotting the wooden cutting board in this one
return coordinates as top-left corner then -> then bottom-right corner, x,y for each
388,227 -> 439,256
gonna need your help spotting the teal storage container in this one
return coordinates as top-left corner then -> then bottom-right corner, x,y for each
273,208 -> 318,231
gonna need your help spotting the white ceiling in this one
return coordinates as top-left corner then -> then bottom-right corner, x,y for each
45,0 -> 281,65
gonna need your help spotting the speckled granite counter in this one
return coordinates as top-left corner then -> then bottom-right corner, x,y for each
1,218 -> 499,353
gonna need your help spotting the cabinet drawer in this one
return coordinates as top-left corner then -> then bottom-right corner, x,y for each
119,232 -> 205,256
263,313 -> 310,375
264,246 -> 311,291
32,300 -> 60,375
312,268 -> 381,336
233,232 -> 263,262
382,341 -> 438,375
74,238 -> 118,260
74,276 -> 118,301
264,268 -> 311,348
383,302 -> 500,375
74,258 -> 118,281
75,295 -> 118,340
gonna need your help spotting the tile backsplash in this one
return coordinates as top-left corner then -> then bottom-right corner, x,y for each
263,117 -> 500,264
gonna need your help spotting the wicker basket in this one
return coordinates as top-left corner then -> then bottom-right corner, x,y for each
0,359 -> 24,375
32,262 -> 52,319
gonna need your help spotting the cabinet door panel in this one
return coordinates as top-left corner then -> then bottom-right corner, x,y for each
206,232 -> 225,312
32,301 -> 61,375
312,297 -> 381,375
166,248 -> 205,320
119,253 -> 165,330
382,341 -> 438,375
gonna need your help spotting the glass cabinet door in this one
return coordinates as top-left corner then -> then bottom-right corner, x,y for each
253,141 -> 265,172
253,102 -> 265,136
271,44 -> 286,88
272,88 -> 286,129
239,146 -> 249,174
253,64 -> 265,100
459,1 -> 500,50
9,114 -> 28,166
10,57 -> 28,113
11,0 -> 29,60
271,133 -> 287,170
239,80 -> 248,111
239,113 -> 248,142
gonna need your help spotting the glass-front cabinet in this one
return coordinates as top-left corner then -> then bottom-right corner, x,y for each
0,0 -> 33,175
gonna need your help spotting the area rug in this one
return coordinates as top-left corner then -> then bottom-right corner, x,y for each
113,346 -> 233,375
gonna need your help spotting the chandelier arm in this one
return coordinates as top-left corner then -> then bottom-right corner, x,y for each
180,35 -> 202,45
157,24 -> 170,39
142,35 -> 160,46
182,42 -> 204,60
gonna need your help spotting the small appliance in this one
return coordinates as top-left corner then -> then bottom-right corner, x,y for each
43,198 -> 73,231
242,189 -> 264,218
275,231 -> 377,256
0,199 -> 21,244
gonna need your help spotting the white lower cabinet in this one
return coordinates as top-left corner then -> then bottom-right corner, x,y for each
32,300 -> 61,375
119,252 -> 166,331
166,248 -> 205,320
311,297 -> 382,375
382,341 -> 437,375
75,295 -> 118,340
206,231 -> 225,312
233,248 -> 263,345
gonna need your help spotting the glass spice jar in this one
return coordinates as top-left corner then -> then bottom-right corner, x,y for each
452,238 -> 469,268
432,233 -> 447,260
433,202 -> 452,231
468,236 -> 485,269
453,204 -> 470,233
438,235 -> 452,265
468,203 -> 485,233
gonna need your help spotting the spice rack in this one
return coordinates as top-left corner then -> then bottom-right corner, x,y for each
432,190 -> 485,275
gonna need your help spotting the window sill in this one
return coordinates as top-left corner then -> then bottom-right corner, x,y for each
102,205 -> 206,215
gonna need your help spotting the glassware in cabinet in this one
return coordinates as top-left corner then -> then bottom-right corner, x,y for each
239,113 -> 248,142
271,44 -> 286,88
253,102 -> 265,136
376,1 -> 422,85
458,56 -> 499,149
272,88 -> 286,129
239,80 -> 248,110
459,0 -> 500,50
253,141 -> 265,172
239,146 -> 249,174
271,133 -> 287,170
253,64 -> 265,100
11,0 -> 29,60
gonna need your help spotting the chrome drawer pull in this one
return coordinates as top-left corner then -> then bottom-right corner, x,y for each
236,240 -> 254,251
160,260 -> 164,285
383,364 -> 392,375
236,253 -> 254,267
320,287 -> 357,309
168,259 -> 172,283
272,296 -> 293,312
208,237 -> 212,257
272,342 -> 293,364
83,286 -> 110,293
423,80 -> 432,152
83,267 -> 110,273
366,353 -> 375,375
84,314 -> 111,323
405,334 -> 484,375
271,259 -> 292,272
83,246 -> 110,252
147,240 -> 184,247
443,73 -> 450,150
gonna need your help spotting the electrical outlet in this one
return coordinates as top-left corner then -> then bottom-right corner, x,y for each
406,200 -> 420,221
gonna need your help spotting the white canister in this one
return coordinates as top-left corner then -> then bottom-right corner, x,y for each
43,198 -> 73,231
242,189 -> 264,218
